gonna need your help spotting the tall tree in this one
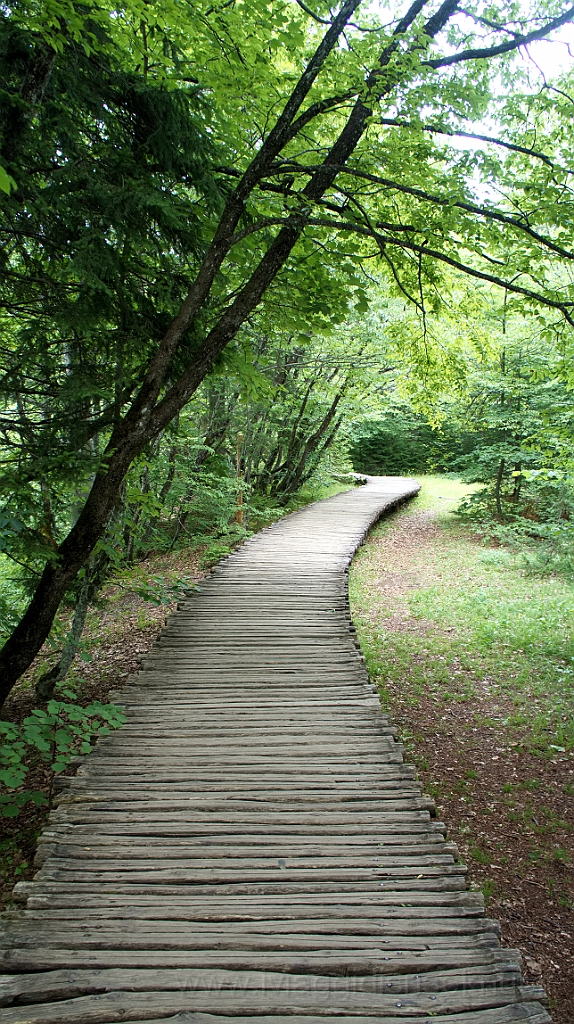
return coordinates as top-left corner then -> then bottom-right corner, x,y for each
1,0 -> 574,705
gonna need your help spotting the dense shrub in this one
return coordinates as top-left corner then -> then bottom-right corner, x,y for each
348,413 -> 476,475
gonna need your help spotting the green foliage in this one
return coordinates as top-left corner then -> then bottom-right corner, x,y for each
0,699 -> 126,816
111,566 -> 199,605
348,407 -> 476,475
0,162 -> 15,194
439,319 -> 574,573
0,836 -> 29,884
197,538 -> 240,570
0,4 -> 221,583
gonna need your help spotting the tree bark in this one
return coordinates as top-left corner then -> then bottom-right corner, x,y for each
512,463 -> 522,502
275,392 -> 344,498
0,438 -> 136,707
35,573 -> 92,701
34,552 -> 106,700
495,458 -> 505,518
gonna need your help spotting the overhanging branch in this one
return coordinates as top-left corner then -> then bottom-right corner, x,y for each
377,118 -> 558,169
425,5 -> 574,68
304,215 -> 574,325
278,161 -> 574,261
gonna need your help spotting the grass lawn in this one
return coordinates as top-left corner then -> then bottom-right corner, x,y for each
349,475 -> 574,1024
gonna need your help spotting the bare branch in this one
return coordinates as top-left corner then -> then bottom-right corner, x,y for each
377,117 -> 556,168
459,8 -> 522,38
544,83 -> 574,107
381,248 -> 423,309
425,5 -> 574,68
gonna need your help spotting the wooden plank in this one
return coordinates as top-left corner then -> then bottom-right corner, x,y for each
36,830 -> 446,846
51,798 -> 436,814
33,847 -> 456,866
19,890 -> 486,910
0,930 -> 502,953
35,842 -> 458,861
56,783 -> 422,797
0,986 -> 549,1024
33,867 -> 466,886
4,915 -> 499,936
30,823 -> 451,838
100,1010 -> 551,1024
49,811 -> 436,825
0,963 -> 526,1006
0,946 -> 526,971
7,877 -> 470,896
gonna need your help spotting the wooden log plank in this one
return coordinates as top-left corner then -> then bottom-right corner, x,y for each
51,799 -> 435,814
0,963 -> 526,1007
34,854 -> 458,872
49,813 -> 436,826
37,821 -> 445,837
36,830 -> 446,845
100,1010 -> 551,1024
19,890 -> 486,910
33,866 -> 466,885
0,930 -> 502,952
8,877 -> 470,896
0,986 -> 549,1024
0,946 -> 526,972
3,915 -> 499,937
34,843 -> 458,862
57,783 -> 421,797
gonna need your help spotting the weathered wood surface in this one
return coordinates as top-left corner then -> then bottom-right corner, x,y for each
0,477 -> 550,1023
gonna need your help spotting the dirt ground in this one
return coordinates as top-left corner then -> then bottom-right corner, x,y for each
355,508 -> 574,1023
0,546 -> 207,908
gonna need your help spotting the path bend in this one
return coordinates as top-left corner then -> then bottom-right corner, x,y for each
0,476 -> 550,1023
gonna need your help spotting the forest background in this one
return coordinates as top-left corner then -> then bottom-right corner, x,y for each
1,0 -> 574,962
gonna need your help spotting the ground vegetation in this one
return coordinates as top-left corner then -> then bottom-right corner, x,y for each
349,477 -> 574,1024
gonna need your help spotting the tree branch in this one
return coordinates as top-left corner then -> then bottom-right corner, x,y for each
280,161 -> 574,261
459,8 -> 522,38
114,0 -> 366,444
283,92 -> 358,144
294,0 -> 331,25
304,215 -> 574,324
377,118 -> 556,168
426,5 -> 574,68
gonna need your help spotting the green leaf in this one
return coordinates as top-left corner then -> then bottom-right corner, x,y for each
0,164 -> 16,195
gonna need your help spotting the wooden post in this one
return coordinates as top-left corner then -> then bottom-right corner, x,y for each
236,432 -> 244,525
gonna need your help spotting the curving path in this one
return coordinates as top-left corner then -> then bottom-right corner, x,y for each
0,477 -> 549,1023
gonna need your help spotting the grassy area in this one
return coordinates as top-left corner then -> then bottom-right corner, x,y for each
350,475 -> 574,754
349,475 -> 574,1022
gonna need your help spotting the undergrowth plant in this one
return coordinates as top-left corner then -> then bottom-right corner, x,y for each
0,699 -> 126,817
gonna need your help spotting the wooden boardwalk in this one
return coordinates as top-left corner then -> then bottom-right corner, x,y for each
0,477 -> 549,1023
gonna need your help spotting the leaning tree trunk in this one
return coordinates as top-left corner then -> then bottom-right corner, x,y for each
0,432 -> 137,708
35,568 -> 93,701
